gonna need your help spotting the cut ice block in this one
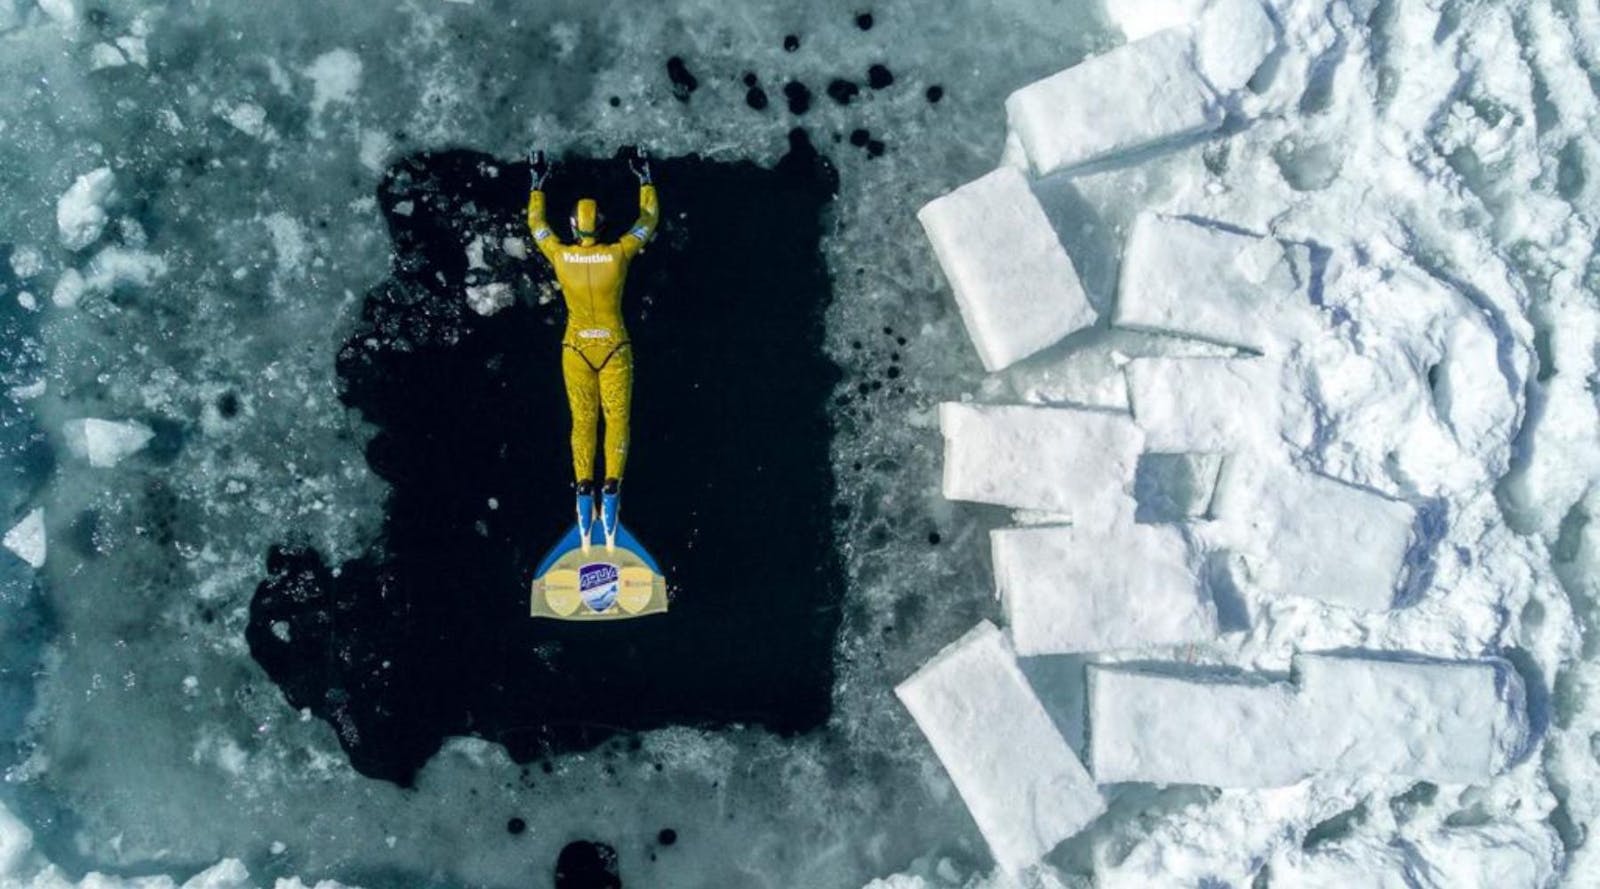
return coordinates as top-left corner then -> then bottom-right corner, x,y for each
1089,664 -> 1307,787
917,167 -> 1095,372
1298,654 -> 1529,784
1089,653 -> 1527,788
1005,28 -> 1222,177
1112,214 -> 1308,352
1125,357 -> 1279,452
939,403 -> 1143,522
993,524 -> 1216,655
1213,460 -> 1416,610
896,621 -> 1105,874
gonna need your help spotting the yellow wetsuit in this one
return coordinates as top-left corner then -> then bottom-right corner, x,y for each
527,184 -> 659,483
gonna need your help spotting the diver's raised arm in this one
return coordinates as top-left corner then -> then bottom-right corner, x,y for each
621,149 -> 659,256
525,149 -> 560,261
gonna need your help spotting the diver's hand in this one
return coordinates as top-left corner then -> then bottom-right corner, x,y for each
528,149 -> 549,190
627,148 -> 652,185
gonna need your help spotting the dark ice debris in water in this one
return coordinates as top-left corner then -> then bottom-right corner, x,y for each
657,828 -> 677,846
866,139 -> 886,158
746,86 -> 769,110
507,817 -> 527,835
556,841 -> 621,889
826,79 -> 860,106
742,71 -> 758,87
867,64 -> 894,89
856,12 -> 874,30
249,145 -> 843,785
608,96 -> 621,108
784,80 -> 812,114
783,34 -> 800,52
849,128 -> 870,147
666,56 -> 698,102
926,84 -> 944,103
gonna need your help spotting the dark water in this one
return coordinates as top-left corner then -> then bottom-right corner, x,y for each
247,136 -> 844,786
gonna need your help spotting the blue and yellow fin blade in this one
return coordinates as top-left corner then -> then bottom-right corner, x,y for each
531,523 -> 667,621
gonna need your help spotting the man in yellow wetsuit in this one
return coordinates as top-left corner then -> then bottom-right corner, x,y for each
526,149 -> 659,545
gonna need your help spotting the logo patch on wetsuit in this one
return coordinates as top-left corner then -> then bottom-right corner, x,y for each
578,562 -> 620,612
561,252 -> 615,264
577,328 -> 613,339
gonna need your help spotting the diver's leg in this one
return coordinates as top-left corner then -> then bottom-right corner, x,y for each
562,348 -> 601,539
598,345 -> 633,541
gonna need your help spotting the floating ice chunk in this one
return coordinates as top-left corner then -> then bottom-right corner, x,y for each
51,247 -> 168,308
63,418 -> 155,468
0,800 -> 32,875
993,524 -> 1215,654
1112,214 -> 1315,352
1125,357 -> 1279,451
57,167 -> 115,252
1089,653 -> 1526,787
465,282 -> 513,316
36,0 -> 76,28
1212,459 -> 1415,610
4,508 -> 46,569
1004,28 -> 1222,177
9,246 -> 44,280
916,168 -> 1094,372
1193,0 -> 1277,93
89,42 -> 128,70
116,34 -> 149,67
939,403 -> 1143,522
218,101 -> 271,139
1090,664 -> 1307,787
182,859 -> 252,889
896,621 -> 1105,874
1298,654 -> 1528,784
304,49 -> 363,119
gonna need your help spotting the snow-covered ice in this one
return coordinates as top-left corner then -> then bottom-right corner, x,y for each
894,621 -> 1104,875
992,523 -> 1216,655
916,167 -> 1094,372
1090,653 -> 1527,787
939,402 -> 1142,522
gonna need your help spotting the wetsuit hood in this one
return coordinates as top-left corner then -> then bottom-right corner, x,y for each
571,198 -> 601,246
